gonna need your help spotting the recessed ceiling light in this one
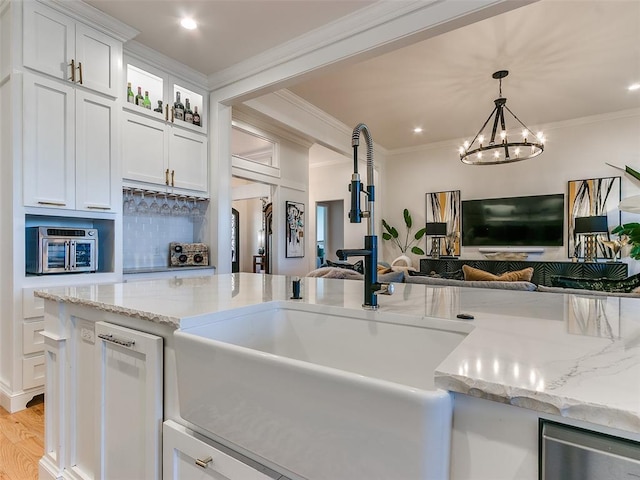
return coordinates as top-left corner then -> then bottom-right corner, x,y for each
628,83 -> 640,91
413,127 -> 423,133
180,17 -> 197,30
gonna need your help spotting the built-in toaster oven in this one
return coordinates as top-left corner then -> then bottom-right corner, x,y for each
26,227 -> 98,274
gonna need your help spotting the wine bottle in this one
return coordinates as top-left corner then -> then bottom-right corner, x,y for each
127,82 -> 134,103
184,98 -> 193,123
143,91 -> 152,109
174,91 -> 184,121
192,106 -> 201,126
154,100 -> 163,113
135,86 -> 144,107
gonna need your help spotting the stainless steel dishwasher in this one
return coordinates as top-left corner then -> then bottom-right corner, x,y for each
541,421 -> 640,479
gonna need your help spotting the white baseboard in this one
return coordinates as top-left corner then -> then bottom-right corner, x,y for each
0,383 -> 44,413
39,456 -> 62,480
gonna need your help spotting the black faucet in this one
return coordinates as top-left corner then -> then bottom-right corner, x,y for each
339,123 -> 394,310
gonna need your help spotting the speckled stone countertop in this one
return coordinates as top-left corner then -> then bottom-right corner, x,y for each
35,273 -> 640,434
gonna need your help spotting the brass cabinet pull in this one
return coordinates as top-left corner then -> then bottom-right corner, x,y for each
77,61 -> 83,84
69,59 -> 76,82
165,168 -> 170,186
171,170 -> 175,187
171,106 -> 175,123
195,456 -> 212,468
38,200 -> 66,207
165,104 -> 169,122
86,205 -> 111,210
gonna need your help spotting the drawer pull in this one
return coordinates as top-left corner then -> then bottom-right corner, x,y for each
195,456 -> 212,468
97,333 -> 135,348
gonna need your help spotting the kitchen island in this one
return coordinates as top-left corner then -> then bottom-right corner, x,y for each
35,273 -> 640,479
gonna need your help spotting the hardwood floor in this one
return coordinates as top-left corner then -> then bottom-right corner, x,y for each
0,396 -> 44,480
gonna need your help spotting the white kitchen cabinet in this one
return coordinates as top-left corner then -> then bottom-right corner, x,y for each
95,321 -> 163,480
23,72 -> 118,211
122,54 -> 209,196
23,1 -> 120,97
122,109 -> 208,195
163,420 -> 278,480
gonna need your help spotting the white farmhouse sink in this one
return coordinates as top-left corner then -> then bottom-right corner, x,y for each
174,301 -> 471,480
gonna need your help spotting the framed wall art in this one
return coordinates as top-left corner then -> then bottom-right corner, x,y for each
567,176 -> 621,259
286,200 -> 305,258
426,190 -> 461,256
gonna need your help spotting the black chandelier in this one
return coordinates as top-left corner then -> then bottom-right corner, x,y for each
459,70 -> 544,165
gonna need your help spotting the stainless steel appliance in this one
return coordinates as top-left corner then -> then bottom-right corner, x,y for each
541,421 -> 640,479
170,242 -> 209,266
26,227 -> 98,274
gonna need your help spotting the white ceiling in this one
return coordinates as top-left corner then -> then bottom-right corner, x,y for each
85,0 -> 640,151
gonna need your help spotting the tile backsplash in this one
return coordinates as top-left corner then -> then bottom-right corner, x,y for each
123,211 -> 207,269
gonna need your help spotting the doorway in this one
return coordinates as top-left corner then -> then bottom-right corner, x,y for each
316,200 -> 344,265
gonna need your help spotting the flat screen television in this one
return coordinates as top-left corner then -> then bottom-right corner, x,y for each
462,194 -> 565,247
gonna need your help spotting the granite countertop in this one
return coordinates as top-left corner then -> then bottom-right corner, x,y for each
35,273 -> 640,434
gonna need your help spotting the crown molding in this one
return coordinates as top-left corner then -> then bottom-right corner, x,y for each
271,90 -> 390,157
233,105 -> 315,150
125,41 -> 209,88
207,1 -> 435,92
46,0 -> 138,42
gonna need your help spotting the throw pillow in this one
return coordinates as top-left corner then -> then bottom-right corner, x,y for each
550,273 -> 640,293
462,265 -> 534,282
326,259 -> 364,274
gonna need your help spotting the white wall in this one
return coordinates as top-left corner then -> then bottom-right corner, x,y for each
383,110 -> 640,273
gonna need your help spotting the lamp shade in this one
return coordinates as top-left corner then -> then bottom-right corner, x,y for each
574,216 -> 608,234
425,222 -> 447,236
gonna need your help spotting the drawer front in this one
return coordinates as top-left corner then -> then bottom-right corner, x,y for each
22,288 -> 45,319
23,320 -> 45,355
23,355 -> 45,390
163,421 -> 277,480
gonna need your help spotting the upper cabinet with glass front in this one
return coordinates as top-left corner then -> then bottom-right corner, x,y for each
23,1 -> 121,98
123,55 -> 206,133
121,52 -> 209,196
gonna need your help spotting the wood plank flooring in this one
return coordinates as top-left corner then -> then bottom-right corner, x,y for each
0,397 -> 44,480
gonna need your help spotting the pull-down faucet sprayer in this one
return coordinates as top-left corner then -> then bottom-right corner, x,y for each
337,123 -> 394,310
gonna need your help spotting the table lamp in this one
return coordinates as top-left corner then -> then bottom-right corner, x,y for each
425,222 -> 447,259
574,215 -> 608,262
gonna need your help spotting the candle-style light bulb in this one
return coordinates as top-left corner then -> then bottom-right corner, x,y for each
478,135 -> 484,145
463,140 -> 470,149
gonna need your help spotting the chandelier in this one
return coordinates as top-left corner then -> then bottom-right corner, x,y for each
459,70 -> 544,165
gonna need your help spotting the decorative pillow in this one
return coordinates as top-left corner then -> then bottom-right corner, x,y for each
462,265 -> 534,282
326,259 -> 364,274
378,270 -> 406,283
550,273 -> 640,293
407,269 -> 465,280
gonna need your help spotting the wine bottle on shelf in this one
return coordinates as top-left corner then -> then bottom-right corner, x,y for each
143,91 -> 152,109
192,106 -> 201,126
135,86 -> 144,107
184,98 -> 193,124
127,82 -> 134,103
154,100 -> 163,113
174,91 -> 184,121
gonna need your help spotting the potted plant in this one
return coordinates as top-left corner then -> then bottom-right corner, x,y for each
381,209 -> 426,266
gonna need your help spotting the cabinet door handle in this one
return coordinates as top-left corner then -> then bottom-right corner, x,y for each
77,61 -> 83,84
69,59 -> 76,82
38,200 -> 66,207
195,456 -> 212,468
97,333 -> 135,348
165,168 -> 170,186
86,205 -> 111,210
165,104 -> 169,122
171,106 -> 175,123
171,170 -> 175,187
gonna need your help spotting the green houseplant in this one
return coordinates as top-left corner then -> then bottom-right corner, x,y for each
381,209 -> 426,255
